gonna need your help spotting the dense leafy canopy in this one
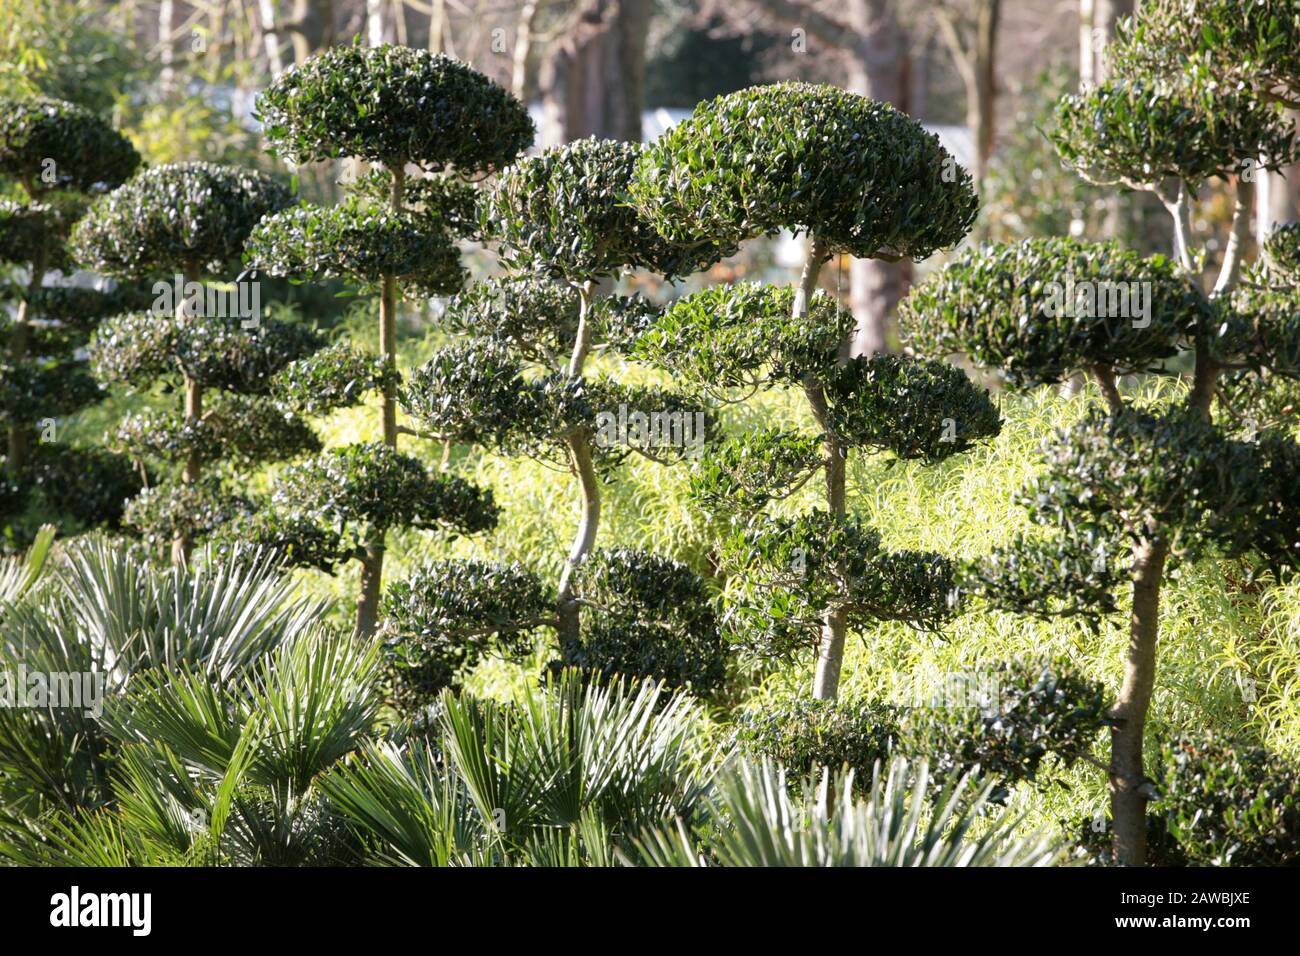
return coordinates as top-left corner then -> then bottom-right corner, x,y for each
486,137 -> 724,282
246,199 -> 466,296
1051,79 -> 1297,192
899,238 -> 1209,384
632,82 -> 978,259
271,341 -> 399,415
0,96 -> 139,194
559,549 -> 727,694
721,513 -> 958,657
71,162 -> 294,277
256,44 -> 533,173
635,283 -> 849,391
381,559 -> 553,708
272,442 -> 499,541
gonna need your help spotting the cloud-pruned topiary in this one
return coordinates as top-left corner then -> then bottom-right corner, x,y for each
638,282 -> 998,696
0,96 -> 141,532
72,162 -> 293,276
631,82 -> 978,261
250,46 -> 532,637
394,138 -> 726,688
0,96 -> 140,195
73,162 -> 310,563
255,44 -> 533,174
485,137 -> 724,281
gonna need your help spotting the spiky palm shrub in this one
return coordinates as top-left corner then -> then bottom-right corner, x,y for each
901,1 -> 1300,866
323,674 -> 718,867
246,44 -> 531,636
628,84 -> 990,701
71,162 -> 321,565
0,538 -> 325,824
0,97 -> 144,532
626,757 -> 1065,867
389,138 -> 729,700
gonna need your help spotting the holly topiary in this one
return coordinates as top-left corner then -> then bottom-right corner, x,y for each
732,695 -> 900,787
224,442 -> 500,634
1155,732 -> 1300,866
631,82 -> 978,263
901,659 -> 1111,801
903,229 -> 1300,865
637,282 -> 999,698
629,83 -> 987,702
395,137 -> 726,682
249,45 -> 531,636
380,559 -> 554,710
0,96 -> 140,529
72,162 -> 313,564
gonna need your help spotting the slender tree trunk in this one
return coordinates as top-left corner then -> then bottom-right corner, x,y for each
356,165 -> 406,637
173,260 -> 202,566
555,282 -> 600,650
789,235 -> 849,701
355,547 -> 384,637
511,0 -> 539,98
1110,536 -> 1168,866
159,0 -> 176,91
970,0 -> 999,183
7,249 -> 45,476
258,0 -> 286,75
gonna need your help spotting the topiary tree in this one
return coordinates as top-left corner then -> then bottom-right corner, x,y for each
71,161 -> 319,564
900,1 -> 1300,868
630,84 -> 993,700
902,250 -> 1299,864
391,137 -> 729,700
0,96 -> 144,533
247,44 -> 532,636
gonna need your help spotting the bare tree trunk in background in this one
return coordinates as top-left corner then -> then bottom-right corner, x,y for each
428,0 -> 446,53
159,0 -> 176,90
935,0 -> 1000,187
539,0 -> 651,144
367,0 -> 394,47
1257,110 -> 1300,254
259,0 -> 286,75
512,0 -> 539,99
846,0 -> 909,358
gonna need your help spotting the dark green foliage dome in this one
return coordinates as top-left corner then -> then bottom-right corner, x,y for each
246,199 -> 465,296
1050,79 -> 1297,192
558,549 -> 728,695
271,341 -> 398,415
485,137 -> 725,282
71,162 -> 294,277
1156,731 -> 1300,866
401,338 -> 528,447
272,442 -> 499,539
30,444 -> 145,530
124,480 -> 252,548
381,559 -> 552,708
635,283 -> 850,391
1112,0 -> 1300,101
820,354 -> 1002,462
0,197 -> 83,269
0,96 -> 139,194
733,695 -> 899,784
688,427 -> 825,514
899,238 -> 1210,385
256,44 -> 533,173
631,82 -> 979,259
0,359 -> 102,423
90,311 -> 323,394
722,513 -> 958,657
113,394 -> 320,467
